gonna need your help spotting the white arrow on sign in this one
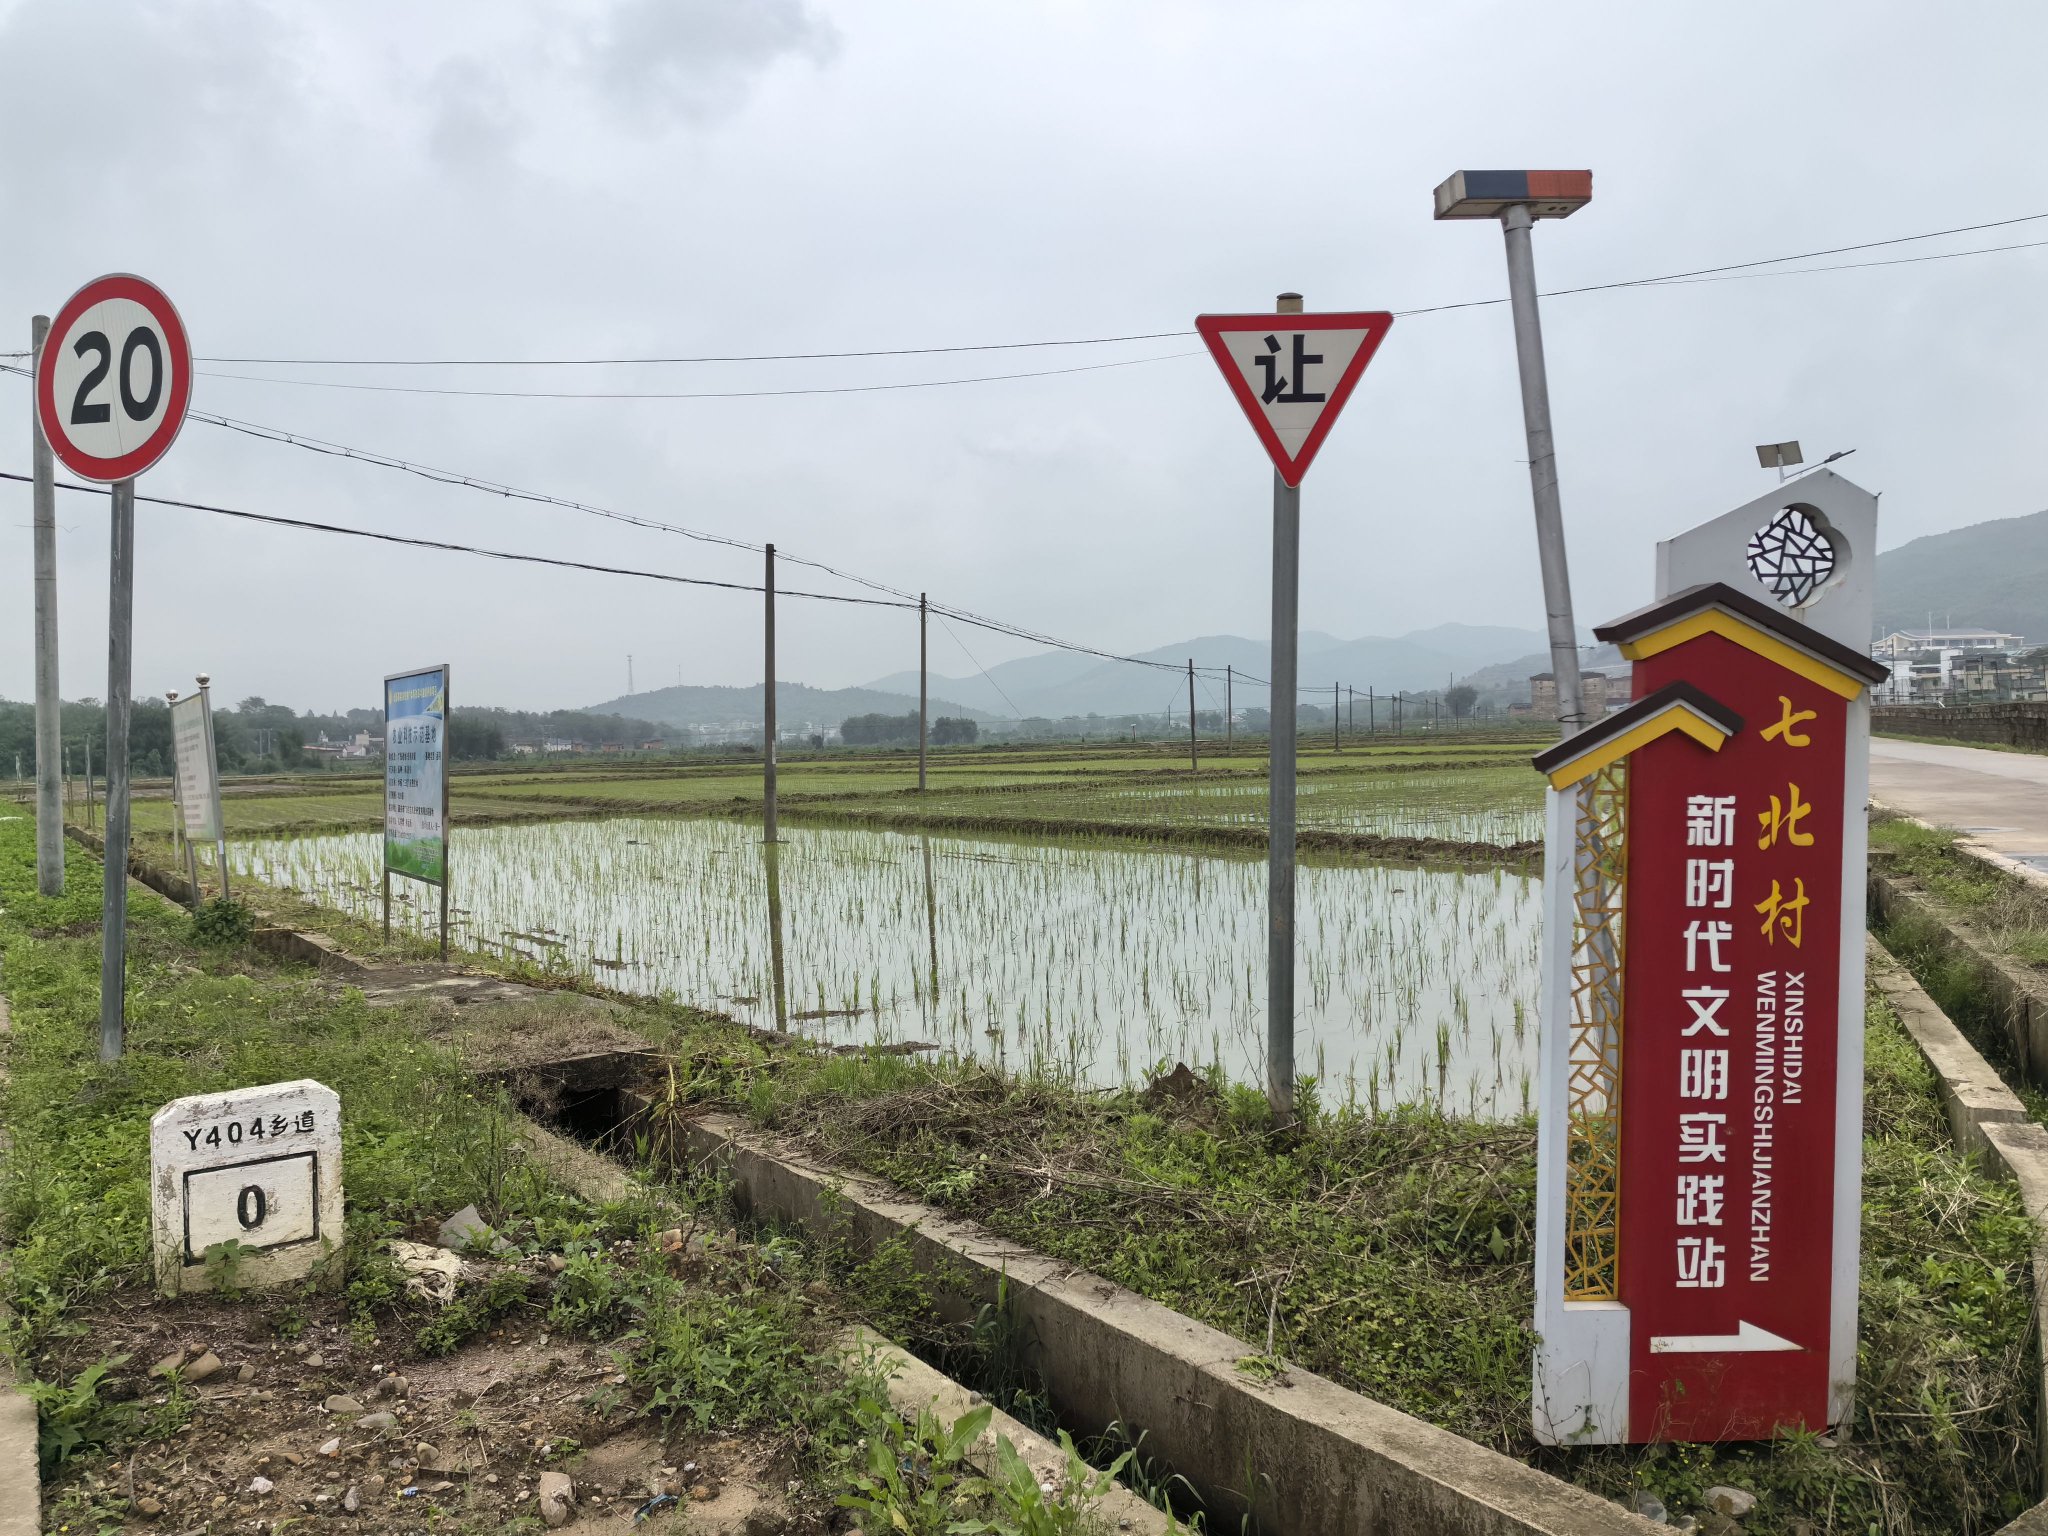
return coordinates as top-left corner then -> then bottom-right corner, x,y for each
1649,1321 -> 1802,1354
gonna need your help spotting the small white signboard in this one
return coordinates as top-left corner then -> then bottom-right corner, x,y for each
150,1079 -> 342,1294
169,690 -> 223,842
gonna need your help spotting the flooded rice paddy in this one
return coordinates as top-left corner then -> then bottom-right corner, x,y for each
233,816 -> 1542,1116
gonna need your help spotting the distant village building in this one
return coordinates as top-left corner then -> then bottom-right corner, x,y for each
1873,626 -> 2025,658
1528,669 -> 1625,720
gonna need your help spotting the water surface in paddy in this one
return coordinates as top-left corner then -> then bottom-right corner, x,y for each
233,817 -> 1541,1116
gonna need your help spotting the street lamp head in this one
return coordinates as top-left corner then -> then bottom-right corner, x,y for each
1433,170 -> 1592,221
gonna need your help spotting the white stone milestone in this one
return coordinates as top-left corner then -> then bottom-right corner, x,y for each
150,1079 -> 343,1294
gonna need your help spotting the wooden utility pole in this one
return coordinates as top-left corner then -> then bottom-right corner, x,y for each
918,592 -> 928,793
1187,658 -> 1198,774
763,543 -> 778,843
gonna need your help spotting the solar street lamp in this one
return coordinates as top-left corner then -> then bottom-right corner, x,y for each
1434,169 -> 1593,736
1757,442 -> 1855,483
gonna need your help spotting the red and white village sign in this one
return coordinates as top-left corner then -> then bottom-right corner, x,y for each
1531,472 -> 1887,1444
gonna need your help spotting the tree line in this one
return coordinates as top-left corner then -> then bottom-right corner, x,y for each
839,711 -> 978,746
0,696 -> 680,776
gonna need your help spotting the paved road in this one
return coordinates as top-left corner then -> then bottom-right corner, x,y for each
1869,736 -> 2048,872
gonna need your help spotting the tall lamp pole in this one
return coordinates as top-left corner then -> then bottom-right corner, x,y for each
1434,169 -> 1593,738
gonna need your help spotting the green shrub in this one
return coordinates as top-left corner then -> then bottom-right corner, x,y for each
189,897 -> 255,947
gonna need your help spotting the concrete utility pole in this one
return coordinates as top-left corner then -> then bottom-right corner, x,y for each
1187,658 -> 1198,773
1266,291 -> 1303,1128
101,479 -> 136,1063
32,314 -> 62,895
1503,206 -> 1584,735
763,544 -> 778,843
919,592 -> 928,793
1226,665 -> 1233,749
1333,682 -> 1340,753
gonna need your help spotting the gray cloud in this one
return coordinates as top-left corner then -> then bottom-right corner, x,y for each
427,56 -> 526,170
583,0 -> 839,129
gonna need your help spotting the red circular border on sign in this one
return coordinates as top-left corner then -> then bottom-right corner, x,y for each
35,273 -> 193,483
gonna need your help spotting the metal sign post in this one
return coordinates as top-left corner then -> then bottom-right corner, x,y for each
1196,296 -> 1393,1126
34,273 -> 194,1062
31,314 -> 62,896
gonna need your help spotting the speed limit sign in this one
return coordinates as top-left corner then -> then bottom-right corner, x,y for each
35,273 -> 192,483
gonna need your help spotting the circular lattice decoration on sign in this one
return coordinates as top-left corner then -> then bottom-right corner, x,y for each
1746,506 -> 1836,606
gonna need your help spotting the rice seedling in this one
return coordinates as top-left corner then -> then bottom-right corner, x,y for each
232,816 -> 1541,1115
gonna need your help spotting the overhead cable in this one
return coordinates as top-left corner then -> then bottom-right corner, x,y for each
3,208 -> 2029,369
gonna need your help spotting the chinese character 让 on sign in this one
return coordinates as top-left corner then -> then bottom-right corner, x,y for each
1254,334 -> 1328,405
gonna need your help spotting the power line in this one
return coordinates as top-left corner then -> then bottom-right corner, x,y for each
0,470 -> 913,609
7,208 -> 2034,369
191,350 -> 1201,401
1387,211 -> 2048,319
935,614 -> 1025,720
0,448 -> 1208,679
192,330 -> 1197,367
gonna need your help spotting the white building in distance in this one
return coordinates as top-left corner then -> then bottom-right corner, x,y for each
1873,626 -> 2025,658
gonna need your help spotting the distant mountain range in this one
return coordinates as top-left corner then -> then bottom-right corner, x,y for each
581,512 -> 2047,730
1874,507 -> 2048,645
861,622 -> 1554,719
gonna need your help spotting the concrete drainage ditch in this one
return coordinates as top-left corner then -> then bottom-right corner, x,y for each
499,1064 -> 1657,1536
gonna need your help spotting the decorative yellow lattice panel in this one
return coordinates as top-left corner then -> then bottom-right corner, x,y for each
1563,760 -> 1627,1301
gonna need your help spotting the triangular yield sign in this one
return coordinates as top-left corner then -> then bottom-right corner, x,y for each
1195,311 -> 1393,487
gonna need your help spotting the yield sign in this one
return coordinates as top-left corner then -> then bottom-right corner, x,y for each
1196,311 -> 1393,487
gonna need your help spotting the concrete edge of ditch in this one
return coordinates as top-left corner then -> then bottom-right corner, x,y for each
0,992 -> 44,1536
1869,861 -> 2048,1092
655,1107 -> 1660,1536
1865,935 -> 2032,1160
512,1122 -> 1173,1533
1866,933 -> 2048,1512
842,1326 -> 1177,1535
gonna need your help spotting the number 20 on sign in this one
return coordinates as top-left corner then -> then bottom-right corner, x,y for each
36,273 -> 193,483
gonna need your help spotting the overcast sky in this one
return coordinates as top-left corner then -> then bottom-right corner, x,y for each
4,0 -> 2045,714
